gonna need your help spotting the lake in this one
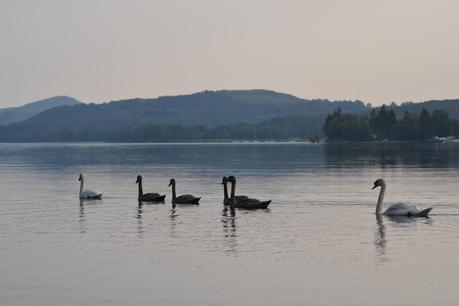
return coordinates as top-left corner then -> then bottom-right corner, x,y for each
1,142 -> 458,306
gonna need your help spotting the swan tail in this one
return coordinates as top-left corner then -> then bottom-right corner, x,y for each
415,207 -> 433,218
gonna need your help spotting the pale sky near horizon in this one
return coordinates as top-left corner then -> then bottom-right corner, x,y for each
1,0 -> 458,107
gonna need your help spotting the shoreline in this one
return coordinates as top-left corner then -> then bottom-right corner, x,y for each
0,139 -> 458,145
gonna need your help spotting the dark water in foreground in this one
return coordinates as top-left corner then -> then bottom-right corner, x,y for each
0,142 -> 458,306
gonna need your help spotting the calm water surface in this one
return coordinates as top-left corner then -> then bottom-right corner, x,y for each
0,142 -> 458,305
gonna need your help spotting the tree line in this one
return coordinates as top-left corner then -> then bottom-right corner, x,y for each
108,115 -> 322,142
2,103 -> 458,143
0,115 -> 323,142
323,105 -> 459,141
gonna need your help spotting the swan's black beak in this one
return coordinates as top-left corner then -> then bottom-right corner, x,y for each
168,182 -> 171,187
372,185 -> 377,190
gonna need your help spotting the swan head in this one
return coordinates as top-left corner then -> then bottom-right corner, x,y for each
78,173 -> 83,181
168,178 -> 176,187
227,176 -> 236,183
136,175 -> 142,184
221,176 -> 227,185
372,178 -> 386,190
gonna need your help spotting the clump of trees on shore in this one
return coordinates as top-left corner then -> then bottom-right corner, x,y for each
324,105 -> 459,141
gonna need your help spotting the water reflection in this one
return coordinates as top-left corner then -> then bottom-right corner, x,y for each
79,199 -> 86,220
79,200 -> 86,234
374,213 -> 435,265
3,143 -> 459,178
325,142 -> 459,168
136,203 -> 143,238
374,215 -> 386,259
169,207 -> 179,239
221,206 -> 237,255
78,199 -> 102,233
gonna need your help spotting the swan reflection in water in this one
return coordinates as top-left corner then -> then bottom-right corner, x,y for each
374,213 -> 433,264
136,203 -> 144,238
78,199 -> 87,234
374,214 -> 386,259
374,214 -> 417,261
169,205 -> 179,239
221,206 -> 237,254
78,198 -> 100,234
79,199 -> 86,220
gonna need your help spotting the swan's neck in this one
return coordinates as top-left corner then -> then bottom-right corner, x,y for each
230,180 -> 236,206
138,180 -> 143,197
223,182 -> 229,201
376,185 -> 386,215
171,183 -> 176,201
79,177 -> 84,196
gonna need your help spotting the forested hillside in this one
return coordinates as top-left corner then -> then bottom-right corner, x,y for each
0,90 -> 366,142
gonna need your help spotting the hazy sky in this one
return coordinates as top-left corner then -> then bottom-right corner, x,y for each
1,0 -> 458,107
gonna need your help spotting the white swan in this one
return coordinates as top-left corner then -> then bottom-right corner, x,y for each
79,173 -> 102,199
372,178 -> 432,217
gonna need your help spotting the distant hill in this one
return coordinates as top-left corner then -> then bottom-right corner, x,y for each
25,89 -> 367,127
0,96 -> 82,125
2,89 -> 457,142
0,90 -> 368,141
390,99 -> 459,118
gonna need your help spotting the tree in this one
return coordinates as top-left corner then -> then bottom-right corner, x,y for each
370,105 -> 396,140
431,110 -> 450,137
419,109 -> 432,139
323,110 -> 372,141
395,111 -> 421,141
451,119 -> 459,137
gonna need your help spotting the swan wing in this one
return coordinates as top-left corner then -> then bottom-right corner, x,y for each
235,195 -> 249,201
139,193 -> 165,201
384,202 -> 419,216
234,198 -> 271,209
144,192 -> 161,198
176,194 -> 196,201
225,195 -> 252,206
80,189 -> 102,199
236,196 -> 266,204
176,194 -> 200,204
